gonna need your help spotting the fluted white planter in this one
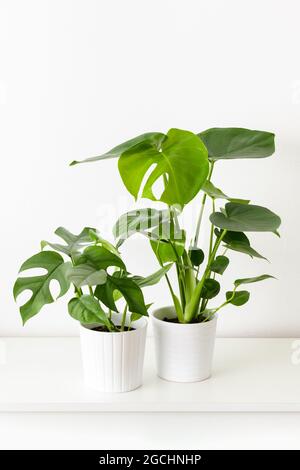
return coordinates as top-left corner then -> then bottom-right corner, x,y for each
151,306 -> 217,383
79,314 -> 148,393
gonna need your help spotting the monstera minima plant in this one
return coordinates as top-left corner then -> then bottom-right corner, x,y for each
13,227 -> 169,330
71,127 -> 281,325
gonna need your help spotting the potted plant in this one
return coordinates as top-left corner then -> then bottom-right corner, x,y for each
71,127 -> 281,382
13,226 -> 169,391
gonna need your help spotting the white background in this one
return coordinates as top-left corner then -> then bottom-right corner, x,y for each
1,0 -> 299,337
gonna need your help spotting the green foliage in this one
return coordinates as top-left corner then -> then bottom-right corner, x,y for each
198,127 -> 275,161
13,251 -> 71,324
210,256 -> 229,275
226,290 -> 250,306
72,128 -> 209,207
210,203 -> 281,233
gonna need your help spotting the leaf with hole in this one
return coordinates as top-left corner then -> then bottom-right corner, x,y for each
41,227 -> 95,260
13,251 -> 71,324
198,127 -> 275,161
210,203 -> 281,233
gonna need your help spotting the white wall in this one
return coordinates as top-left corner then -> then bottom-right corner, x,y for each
1,0 -> 299,337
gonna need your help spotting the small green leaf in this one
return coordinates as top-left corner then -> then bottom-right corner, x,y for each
68,295 -> 110,326
234,274 -> 275,287
210,256 -> 230,275
14,251 -> 71,324
200,279 -> 220,299
189,247 -> 205,266
210,203 -> 281,233
198,127 -> 275,161
130,312 -> 143,323
202,180 -> 249,204
226,290 -> 250,306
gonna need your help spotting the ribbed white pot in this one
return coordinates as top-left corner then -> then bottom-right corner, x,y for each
151,306 -> 217,383
79,314 -> 148,393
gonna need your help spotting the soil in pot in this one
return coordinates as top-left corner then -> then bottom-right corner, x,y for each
91,326 -> 135,333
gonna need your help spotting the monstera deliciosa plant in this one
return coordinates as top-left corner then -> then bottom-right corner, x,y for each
13,227 -> 169,330
71,127 -> 281,324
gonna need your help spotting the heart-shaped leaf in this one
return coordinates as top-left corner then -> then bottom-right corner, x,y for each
198,127 -> 275,161
210,255 -> 230,275
200,279 -> 220,299
202,180 -> 249,204
226,290 -> 250,306
14,251 -> 71,324
95,274 -> 148,316
68,295 -> 111,327
189,247 -> 205,267
210,203 -> 281,233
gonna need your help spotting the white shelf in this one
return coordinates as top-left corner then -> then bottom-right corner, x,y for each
0,337 -> 299,412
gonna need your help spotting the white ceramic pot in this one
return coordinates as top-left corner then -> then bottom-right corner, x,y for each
79,314 -> 148,393
151,306 -> 217,382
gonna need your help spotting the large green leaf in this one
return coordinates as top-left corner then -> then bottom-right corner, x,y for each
202,180 -> 249,204
198,127 -> 275,161
95,274 -> 148,316
113,208 -> 169,247
70,132 -> 165,165
67,265 -> 107,288
226,290 -> 250,306
41,227 -> 95,260
234,274 -> 275,287
118,128 -> 209,206
68,295 -> 111,327
71,129 -> 209,206
210,203 -> 281,233
14,251 -> 71,324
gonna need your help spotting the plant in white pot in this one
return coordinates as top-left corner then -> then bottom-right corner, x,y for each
72,127 -> 281,382
13,227 -> 169,392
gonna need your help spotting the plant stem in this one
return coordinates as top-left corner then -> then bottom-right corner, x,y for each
193,161 -> 214,247
120,304 -> 128,332
184,229 -> 227,323
88,286 -> 93,296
